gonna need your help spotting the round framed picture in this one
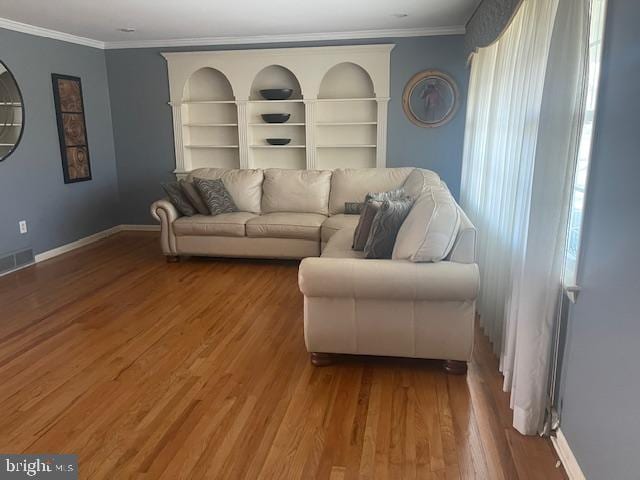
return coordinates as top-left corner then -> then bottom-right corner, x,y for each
402,70 -> 459,128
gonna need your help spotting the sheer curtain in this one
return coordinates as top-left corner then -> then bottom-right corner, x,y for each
461,0 -> 590,434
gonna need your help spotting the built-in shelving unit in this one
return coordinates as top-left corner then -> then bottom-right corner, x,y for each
163,45 -> 393,174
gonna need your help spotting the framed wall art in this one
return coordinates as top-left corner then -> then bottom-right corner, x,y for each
51,74 -> 92,183
402,70 -> 460,128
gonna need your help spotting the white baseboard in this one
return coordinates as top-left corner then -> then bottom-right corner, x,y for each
34,226 -> 122,262
551,429 -> 586,480
32,224 -> 159,264
120,224 -> 160,232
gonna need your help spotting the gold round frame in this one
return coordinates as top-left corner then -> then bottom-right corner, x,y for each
402,70 -> 460,128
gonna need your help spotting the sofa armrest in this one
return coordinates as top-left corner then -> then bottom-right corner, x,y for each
150,199 -> 179,255
299,258 -> 479,301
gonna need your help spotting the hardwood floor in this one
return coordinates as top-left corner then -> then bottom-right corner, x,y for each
0,232 -> 566,479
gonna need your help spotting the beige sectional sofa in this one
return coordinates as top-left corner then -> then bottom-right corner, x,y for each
151,167 -> 479,373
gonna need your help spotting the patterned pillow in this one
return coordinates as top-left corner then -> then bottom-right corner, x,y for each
180,180 -> 209,215
193,177 -> 238,215
352,188 -> 408,251
364,198 -> 414,259
161,181 -> 197,216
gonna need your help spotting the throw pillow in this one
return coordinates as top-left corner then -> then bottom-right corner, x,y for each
180,180 -> 209,215
392,187 -> 461,262
161,181 -> 197,216
352,200 -> 382,250
352,188 -> 408,251
344,202 -> 363,215
193,177 -> 238,215
364,198 -> 414,259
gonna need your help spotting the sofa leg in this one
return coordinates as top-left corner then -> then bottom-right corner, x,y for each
310,352 -> 334,367
166,255 -> 180,263
443,360 -> 468,375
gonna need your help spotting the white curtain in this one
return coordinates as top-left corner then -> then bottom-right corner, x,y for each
461,0 -> 590,434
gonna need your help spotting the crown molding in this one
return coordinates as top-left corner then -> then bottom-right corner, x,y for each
105,26 -> 466,50
0,17 -> 105,49
0,17 -> 464,51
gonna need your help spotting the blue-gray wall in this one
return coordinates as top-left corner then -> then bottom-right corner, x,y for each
0,28 -> 119,257
106,36 -> 469,225
558,0 -> 640,478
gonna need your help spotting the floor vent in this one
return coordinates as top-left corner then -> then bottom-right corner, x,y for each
0,248 -> 34,275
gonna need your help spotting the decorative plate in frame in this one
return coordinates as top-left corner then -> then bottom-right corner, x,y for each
402,70 -> 459,128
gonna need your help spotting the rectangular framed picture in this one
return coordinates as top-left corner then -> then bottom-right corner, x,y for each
51,74 -> 92,183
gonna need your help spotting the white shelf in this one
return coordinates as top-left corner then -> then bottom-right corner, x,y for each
0,143 -> 16,147
0,123 -> 21,127
184,123 -> 238,127
0,102 -> 21,106
317,121 -> 377,126
185,144 -> 239,149
251,145 -> 306,149
317,144 -> 377,148
171,100 -> 236,105
316,98 -> 378,102
249,99 -> 303,104
249,123 -> 305,126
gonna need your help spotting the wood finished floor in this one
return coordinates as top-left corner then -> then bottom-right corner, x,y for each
0,232 -> 566,479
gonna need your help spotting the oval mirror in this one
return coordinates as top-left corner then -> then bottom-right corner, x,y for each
0,60 -> 24,161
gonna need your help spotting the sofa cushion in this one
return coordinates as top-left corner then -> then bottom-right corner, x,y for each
321,227 -> 365,259
392,187 -> 461,262
328,168 -> 414,215
189,168 -> 263,214
321,214 -> 361,244
262,169 -> 332,215
173,212 -> 258,237
402,168 -> 442,199
246,213 -> 327,240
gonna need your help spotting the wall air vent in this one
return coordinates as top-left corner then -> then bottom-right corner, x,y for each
0,248 -> 34,275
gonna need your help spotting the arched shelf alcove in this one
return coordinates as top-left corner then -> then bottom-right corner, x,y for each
248,65 -> 306,169
316,62 -> 378,169
249,65 -> 302,100
181,67 -> 240,170
318,62 -> 375,99
183,67 -> 234,102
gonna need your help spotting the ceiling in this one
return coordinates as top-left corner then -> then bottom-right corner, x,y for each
0,0 -> 479,49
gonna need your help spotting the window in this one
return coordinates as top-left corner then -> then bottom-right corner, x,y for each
563,0 -> 608,290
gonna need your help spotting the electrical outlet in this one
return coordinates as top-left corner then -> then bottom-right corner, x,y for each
19,220 -> 27,234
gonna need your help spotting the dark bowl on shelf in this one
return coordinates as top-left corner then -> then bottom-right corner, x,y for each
266,138 -> 291,146
261,113 -> 291,123
260,89 -> 293,100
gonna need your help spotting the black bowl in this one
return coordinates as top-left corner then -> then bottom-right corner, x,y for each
260,89 -> 293,100
261,113 -> 291,123
266,138 -> 291,146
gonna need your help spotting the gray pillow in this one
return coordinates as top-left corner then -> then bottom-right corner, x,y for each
364,198 -> 414,259
352,200 -> 382,250
161,181 -> 197,216
352,188 -> 407,251
193,177 -> 238,215
180,180 -> 209,215
344,202 -> 363,215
